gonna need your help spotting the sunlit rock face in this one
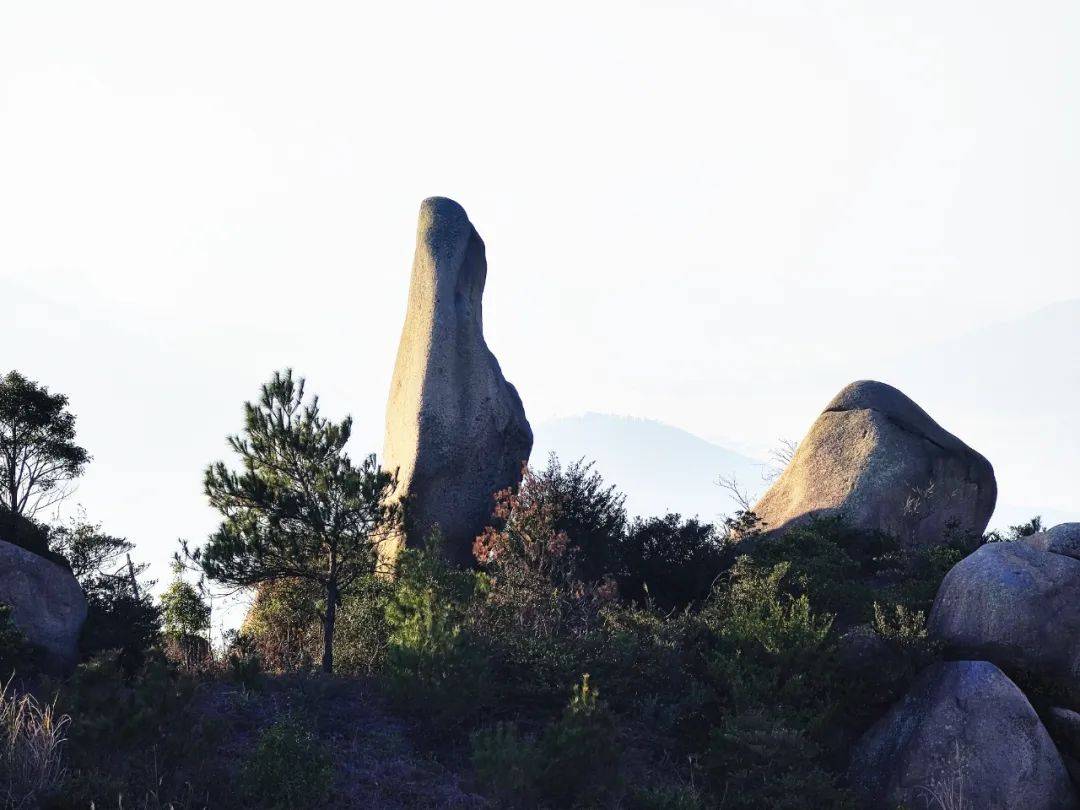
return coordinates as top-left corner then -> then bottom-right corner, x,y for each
751,380 -> 996,549
381,197 -> 532,568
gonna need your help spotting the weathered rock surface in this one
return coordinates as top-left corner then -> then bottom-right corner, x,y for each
1048,707 -> 1080,754
1023,523 -> 1080,561
849,660 -> 1077,809
929,541 -> 1080,680
382,197 -> 532,567
0,539 -> 86,671
752,380 -> 996,548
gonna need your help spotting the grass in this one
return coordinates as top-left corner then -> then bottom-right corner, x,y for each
0,679 -> 70,808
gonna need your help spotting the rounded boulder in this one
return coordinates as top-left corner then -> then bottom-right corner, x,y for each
849,660 -> 1076,809
929,541 -> 1080,680
0,539 -> 86,672
752,380 -> 996,548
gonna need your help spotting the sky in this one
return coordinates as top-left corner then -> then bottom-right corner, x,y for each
2,1 -> 1079,611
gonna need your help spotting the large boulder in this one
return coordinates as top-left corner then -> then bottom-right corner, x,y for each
1023,523 -> 1080,561
752,380 -> 996,548
381,198 -> 533,567
849,660 -> 1077,809
929,541 -> 1080,680
0,539 -> 86,671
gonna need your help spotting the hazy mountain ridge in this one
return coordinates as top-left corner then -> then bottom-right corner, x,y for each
532,412 -> 769,522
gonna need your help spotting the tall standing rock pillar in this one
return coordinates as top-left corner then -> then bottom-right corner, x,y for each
381,197 -> 533,568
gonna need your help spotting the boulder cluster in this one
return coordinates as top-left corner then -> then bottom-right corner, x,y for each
752,384 -> 1079,808
845,527 -> 1080,809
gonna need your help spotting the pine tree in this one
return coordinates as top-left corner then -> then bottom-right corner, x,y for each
198,370 -> 398,673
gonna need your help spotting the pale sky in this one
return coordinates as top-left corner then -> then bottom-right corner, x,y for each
3,1 -> 1079,602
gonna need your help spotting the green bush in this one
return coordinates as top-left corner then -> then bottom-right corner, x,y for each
240,578 -> 322,672
223,630 -> 264,689
470,722 -> 540,805
240,716 -> 332,810
703,710 -> 853,809
471,674 -> 621,808
534,674 -> 621,806
78,581 -> 161,674
618,514 -> 728,611
508,454 -> 628,583
738,515 -> 899,623
333,575 -> 392,676
50,517 -> 161,672
704,561 -> 833,713
384,537 -> 489,725
57,650 -> 227,807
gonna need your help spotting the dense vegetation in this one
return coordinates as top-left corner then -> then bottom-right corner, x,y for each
0,370 -> 1033,808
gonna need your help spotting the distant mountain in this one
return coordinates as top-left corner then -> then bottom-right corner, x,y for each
531,413 -> 768,523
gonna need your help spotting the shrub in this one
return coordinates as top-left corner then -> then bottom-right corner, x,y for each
625,785 -> 705,810
240,578 -> 322,673
333,575 -> 392,676
618,514 -> 728,611
51,517 -> 161,671
985,515 -> 1045,543
472,477 -> 621,714
703,710 -> 852,809
474,474 -> 616,640
239,715 -> 332,810
57,650 -> 217,807
0,507 -> 57,562
895,522 -> 983,614
78,580 -> 161,674
471,674 -> 621,808
508,454 -> 627,583
160,563 -> 211,671
739,516 -> 899,623
470,722 -> 539,805
384,536 -> 489,725
534,674 -> 621,805
223,630 -> 263,690
703,565 -> 833,718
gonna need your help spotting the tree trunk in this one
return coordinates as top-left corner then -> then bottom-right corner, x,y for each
321,579 -> 337,674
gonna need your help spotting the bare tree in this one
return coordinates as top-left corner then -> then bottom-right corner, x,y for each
716,473 -> 756,513
762,438 -> 798,482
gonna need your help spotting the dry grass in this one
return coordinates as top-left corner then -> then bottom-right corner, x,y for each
0,679 -> 70,808
918,741 -> 967,810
